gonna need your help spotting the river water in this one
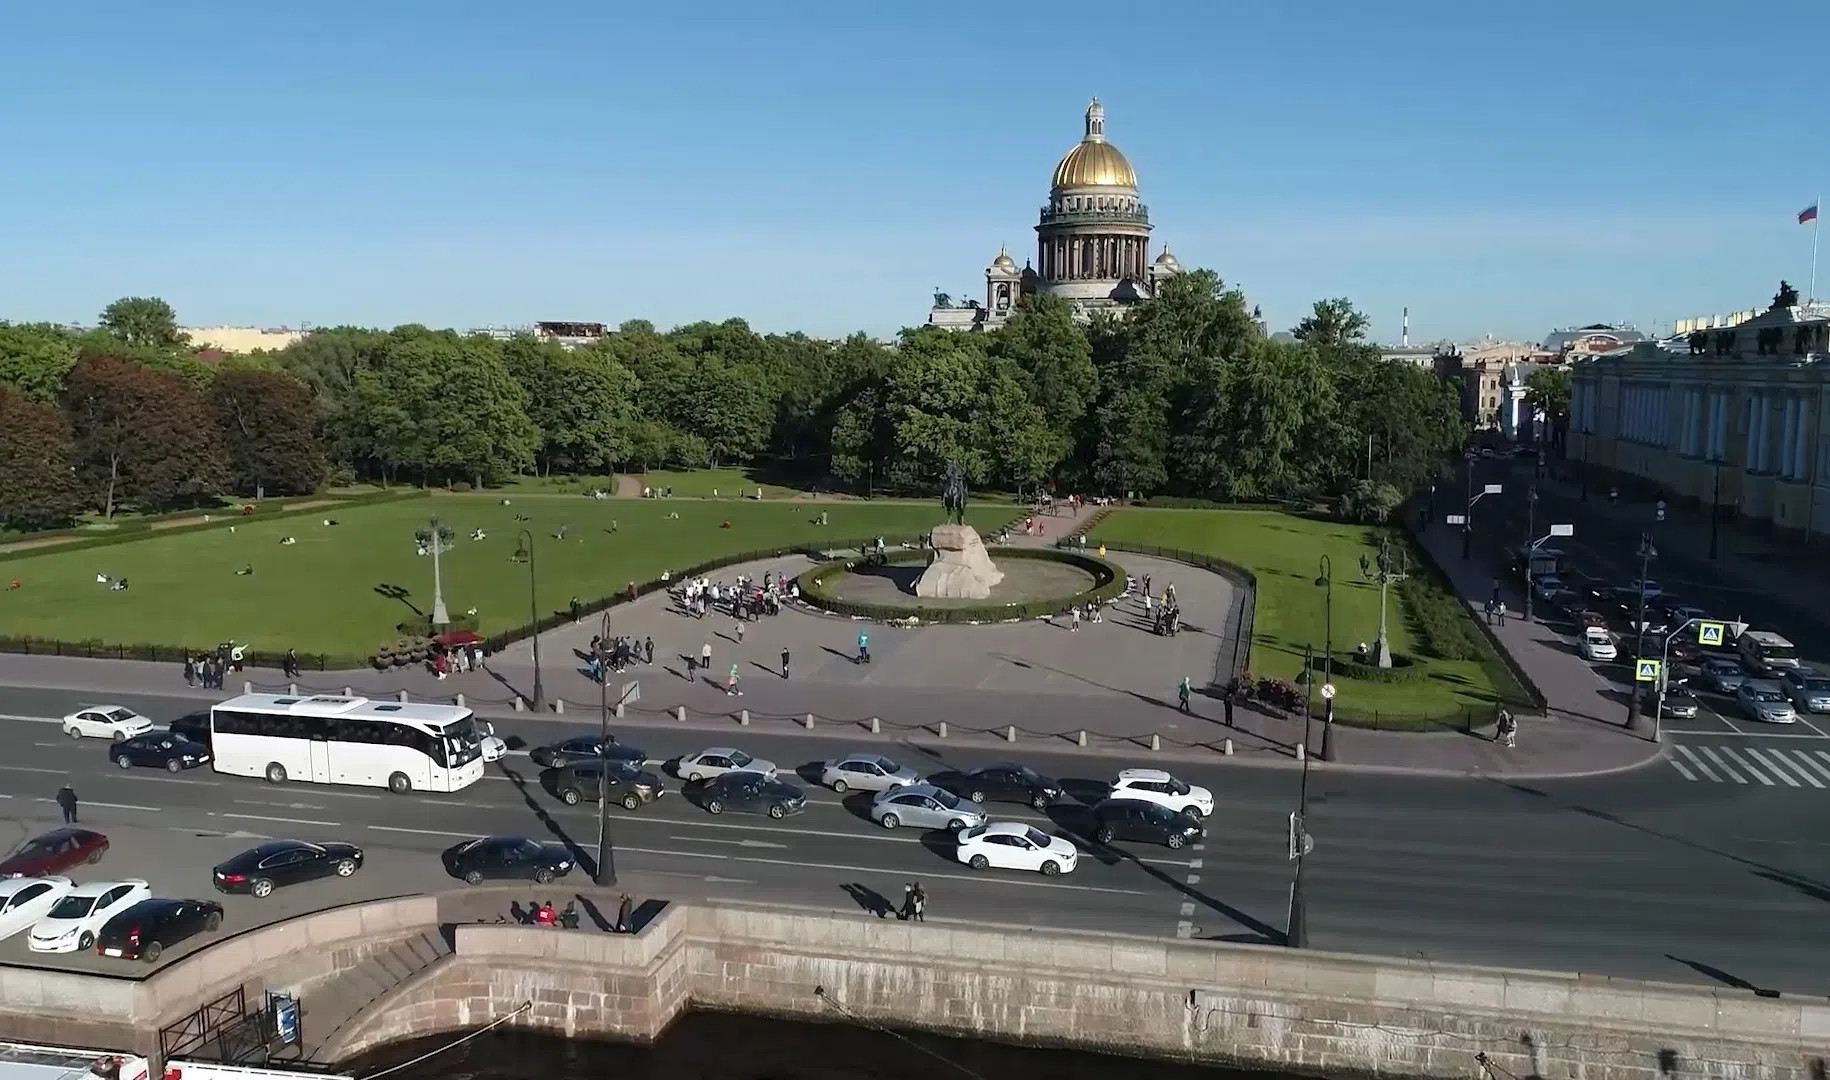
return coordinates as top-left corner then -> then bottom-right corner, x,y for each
343,1010 -> 1302,1079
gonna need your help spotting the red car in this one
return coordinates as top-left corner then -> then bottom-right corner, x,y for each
0,828 -> 109,877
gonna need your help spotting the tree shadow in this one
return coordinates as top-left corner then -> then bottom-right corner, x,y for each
1665,955 -> 1780,996
495,762 -> 598,879
373,583 -> 422,616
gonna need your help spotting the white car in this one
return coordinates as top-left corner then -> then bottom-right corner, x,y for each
955,822 -> 1079,876
62,706 -> 155,741
28,879 -> 150,953
819,753 -> 919,793
479,722 -> 507,763
1108,768 -> 1214,818
1579,627 -> 1618,662
678,747 -> 777,783
0,876 -> 73,942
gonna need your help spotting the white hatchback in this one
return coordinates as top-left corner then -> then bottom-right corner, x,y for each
28,879 -> 150,953
955,822 -> 1079,876
1579,627 -> 1618,662
1108,768 -> 1213,818
0,876 -> 73,942
678,747 -> 776,783
62,706 -> 155,741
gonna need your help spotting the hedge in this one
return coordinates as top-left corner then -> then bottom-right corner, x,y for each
1127,497 -> 1297,511
0,637 -> 364,673
795,547 -> 1126,624
1310,652 -> 1429,684
0,490 -> 430,565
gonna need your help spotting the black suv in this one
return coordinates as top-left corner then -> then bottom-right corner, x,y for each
542,760 -> 665,809
529,734 -> 646,769
933,763 -> 1063,810
96,898 -> 224,962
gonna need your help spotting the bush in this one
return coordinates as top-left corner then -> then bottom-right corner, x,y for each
1321,652 -> 1428,683
449,481 -> 473,493
394,612 -> 481,638
795,548 -> 1126,625
1398,574 -> 1483,661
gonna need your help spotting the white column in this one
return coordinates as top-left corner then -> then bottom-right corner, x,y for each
1757,395 -> 1771,472
1796,397 -> 1811,480
1784,398 -> 1800,477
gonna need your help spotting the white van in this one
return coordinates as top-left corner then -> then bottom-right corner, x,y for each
1737,630 -> 1799,674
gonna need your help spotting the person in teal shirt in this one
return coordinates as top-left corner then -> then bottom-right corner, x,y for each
858,629 -> 871,664
1178,676 -> 1192,713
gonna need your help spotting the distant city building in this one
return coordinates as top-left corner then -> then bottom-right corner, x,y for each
1432,338 -> 1547,434
1568,283 -> 1830,541
181,325 -> 307,353
1674,310 -> 1760,335
1542,323 -> 1646,357
536,321 -> 608,346
928,100 -> 1182,332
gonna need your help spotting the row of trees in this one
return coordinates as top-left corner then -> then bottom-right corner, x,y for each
0,273 -> 1469,532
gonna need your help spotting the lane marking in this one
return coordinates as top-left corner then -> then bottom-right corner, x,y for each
1796,715 -> 1829,738
1744,747 -> 1804,788
0,714 -> 61,725
1667,730 -> 1830,739
671,836 -> 790,850
1673,745 -> 1718,781
1175,921 -> 1194,938
1788,750 -> 1830,785
1698,746 -> 1747,783
1666,756 -> 1697,781
1720,747 -> 1775,786
1761,748 -> 1823,788
31,798 -> 160,812
217,813 -> 343,827
1184,873 -> 1201,885
0,765 -> 68,775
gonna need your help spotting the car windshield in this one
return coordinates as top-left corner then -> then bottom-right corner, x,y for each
104,708 -> 135,722
1754,689 -> 1786,702
872,756 -> 897,771
932,788 -> 961,809
48,895 -> 97,918
1167,778 -> 1190,795
1807,680 -> 1830,692
728,750 -> 753,768
1709,662 -> 1738,673
1022,826 -> 1051,847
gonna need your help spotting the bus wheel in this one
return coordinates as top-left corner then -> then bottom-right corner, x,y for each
388,772 -> 412,794
264,763 -> 288,784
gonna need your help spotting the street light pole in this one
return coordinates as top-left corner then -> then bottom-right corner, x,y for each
594,609 -> 617,887
1462,452 -> 1476,559
1626,531 -> 1654,731
1314,557 -> 1334,761
515,529 -> 545,711
1287,642 -> 1313,949
1523,485 -> 1537,623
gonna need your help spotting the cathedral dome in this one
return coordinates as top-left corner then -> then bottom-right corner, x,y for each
1050,99 -> 1138,191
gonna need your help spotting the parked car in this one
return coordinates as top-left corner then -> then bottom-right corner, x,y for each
677,747 -> 777,783
1088,799 -> 1206,849
698,772 -> 807,819
819,753 -> 919,794
1579,626 -> 1618,662
95,898 -> 223,962
528,734 -> 645,769
1780,668 -> 1830,714
1659,684 -> 1701,720
28,880 -> 151,953
1107,769 -> 1213,818
109,732 -> 210,772
955,822 -> 1079,876
869,783 -> 987,832
212,840 -> 365,898
60,705 -> 154,741
0,829 -> 108,878
445,836 -> 575,886
0,876 -> 73,942
1701,658 -> 1748,694
931,763 -> 1064,810
1735,683 -> 1798,725
542,760 -> 665,808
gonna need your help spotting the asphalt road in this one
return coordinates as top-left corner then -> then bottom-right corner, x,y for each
3,684 -> 1830,995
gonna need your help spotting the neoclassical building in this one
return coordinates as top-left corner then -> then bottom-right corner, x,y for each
928,100 -> 1182,331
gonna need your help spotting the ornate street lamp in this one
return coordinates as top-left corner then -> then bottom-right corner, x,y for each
512,530 -> 544,711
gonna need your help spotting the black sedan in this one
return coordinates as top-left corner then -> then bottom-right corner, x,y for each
445,835 -> 576,886
699,772 -> 806,819
212,840 -> 365,899
96,898 -> 223,962
542,761 -> 665,809
931,763 -> 1063,809
109,733 -> 210,773
529,734 -> 646,769
1088,799 -> 1205,849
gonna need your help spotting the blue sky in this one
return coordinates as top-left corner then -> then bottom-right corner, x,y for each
2,0 -> 1823,344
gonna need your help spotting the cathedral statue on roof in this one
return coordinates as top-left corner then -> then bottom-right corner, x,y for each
928,99 -> 1182,332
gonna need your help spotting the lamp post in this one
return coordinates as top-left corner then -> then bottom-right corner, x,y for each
594,609 -> 617,887
1359,536 -> 1408,669
1522,522 -> 1575,625
415,518 -> 454,628
1462,450 -> 1476,559
513,529 -> 545,711
1286,642 -> 1314,949
1625,531 -> 1656,732
1314,557 -> 1334,761
1708,461 -> 1722,561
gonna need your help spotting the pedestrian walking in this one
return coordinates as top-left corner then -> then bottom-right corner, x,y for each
570,597 -> 582,624
285,648 -> 300,679
780,648 -> 790,680
726,663 -> 741,696
736,620 -> 746,644
1070,606 -> 1080,632
701,641 -> 713,673
684,652 -> 696,681
857,629 -> 870,664
55,784 -> 78,825
1143,573 -> 1152,597
644,636 -> 654,665
1178,676 -> 1192,714
183,656 -> 195,687
1495,601 -> 1507,626
900,882 -> 918,921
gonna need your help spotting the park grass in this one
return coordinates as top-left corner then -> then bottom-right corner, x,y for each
0,497 -> 1017,662
1091,508 -> 1503,725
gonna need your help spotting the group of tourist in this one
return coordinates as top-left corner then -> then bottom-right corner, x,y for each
587,633 -> 654,682
673,570 -> 794,621
183,647 -> 241,690
1137,573 -> 1182,636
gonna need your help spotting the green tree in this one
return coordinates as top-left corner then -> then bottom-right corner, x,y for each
512,338 -> 640,474
0,385 -> 86,530
272,326 -> 391,468
211,369 -> 326,496
63,354 -> 227,514
990,293 -> 1097,474
1292,297 -> 1371,354
0,322 -> 79,403
1339,478 -> 1402,523
1526,366 -> 1572,433
352,335 -> 538,485
98,297 -> 188,350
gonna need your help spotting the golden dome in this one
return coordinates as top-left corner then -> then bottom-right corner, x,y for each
1050,98 -> 1138,190
991,246 -> 1018,270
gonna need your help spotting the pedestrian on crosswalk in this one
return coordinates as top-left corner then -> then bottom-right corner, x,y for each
781,647 -> 790,680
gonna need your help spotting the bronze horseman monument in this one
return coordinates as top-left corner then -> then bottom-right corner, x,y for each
916,462 -> 1004,600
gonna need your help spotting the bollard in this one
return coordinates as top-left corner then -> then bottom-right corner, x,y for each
1005,725 -> 1016,743
676,705 -> 687,723
513,697 -> 525,712
1222,737 -> 1233,756
243,681 -> 253,694
1149,733 -> 1161,752
1076,729 -> 1088,748
288,682 -> 298,696
802,713 -> 814,730
869,716 -> 881,734
1295,742 -> 1306,761
615,702 -> 625,719
455,693 -> 465,708
937,721 -> 948,738
739,709 -> 750,726
554,699 -> 564,714
342,687 -> 353,697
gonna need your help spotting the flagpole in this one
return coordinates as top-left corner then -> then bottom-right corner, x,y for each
1812,192 -> 1822,303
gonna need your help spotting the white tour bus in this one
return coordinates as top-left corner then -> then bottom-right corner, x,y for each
210,693 -> 486,794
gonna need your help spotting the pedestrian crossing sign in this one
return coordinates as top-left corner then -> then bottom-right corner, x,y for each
1635,658 -> 1662,683
1697,622 -> 1726,647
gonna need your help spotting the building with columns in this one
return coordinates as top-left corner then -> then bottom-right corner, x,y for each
1567,286 -> 1830,541
928,100 -> 1181,331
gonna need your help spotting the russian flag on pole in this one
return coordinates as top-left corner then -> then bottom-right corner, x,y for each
1803,204 -> 1820,224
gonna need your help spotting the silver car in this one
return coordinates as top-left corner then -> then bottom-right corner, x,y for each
870,783 -> 988,832
1780,668 -> 1830,713
1736,682 -> 1798,725
820,753 -> 919,793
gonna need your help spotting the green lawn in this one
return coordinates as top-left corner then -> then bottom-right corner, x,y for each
1091,508 -> 1505,725
615,467 -> 806,499
0,498 -> 1016,662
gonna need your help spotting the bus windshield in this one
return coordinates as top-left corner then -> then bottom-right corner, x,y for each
441,716 -> 482,767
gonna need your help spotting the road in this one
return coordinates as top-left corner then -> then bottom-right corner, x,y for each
4,685 -> 1830,994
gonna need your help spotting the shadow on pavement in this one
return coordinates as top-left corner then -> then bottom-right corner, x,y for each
1666,954 -> 1779,996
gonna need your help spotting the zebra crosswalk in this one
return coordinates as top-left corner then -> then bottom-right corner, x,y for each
1668,742 -> 1830,788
